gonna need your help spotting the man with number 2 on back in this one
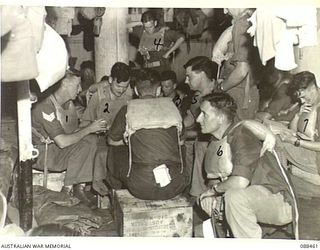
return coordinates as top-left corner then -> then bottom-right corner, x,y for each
79,62 -> 133,195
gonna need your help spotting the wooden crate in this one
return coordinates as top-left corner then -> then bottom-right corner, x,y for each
32,170 -> 65,192
113,189 -> 193,237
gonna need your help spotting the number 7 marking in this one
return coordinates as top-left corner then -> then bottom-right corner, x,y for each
303,119 -> 309,132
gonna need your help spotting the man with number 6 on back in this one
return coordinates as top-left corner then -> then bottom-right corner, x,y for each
197,92 -> 298,238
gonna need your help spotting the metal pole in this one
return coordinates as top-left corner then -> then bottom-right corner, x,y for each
16,80 -> 39,231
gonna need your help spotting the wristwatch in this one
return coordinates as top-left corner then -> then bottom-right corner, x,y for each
217,83 -> 224,91
211,184 -> 223,196
294,138 -> 301,147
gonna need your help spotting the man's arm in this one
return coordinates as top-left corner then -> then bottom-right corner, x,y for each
54,119 -> 107,148
163,36 -> 185,59
107,137 -> 125,146
107,106 -> 127,146
79,93 -> 99,128
220,61 -> 249,91
200,175 -> 249,200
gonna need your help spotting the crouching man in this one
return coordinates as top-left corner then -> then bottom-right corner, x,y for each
32,73 -> 108,208
197,92 -> 298,238
107,69 -> 188,200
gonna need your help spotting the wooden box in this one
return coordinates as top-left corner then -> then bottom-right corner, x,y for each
113,189 -> 193,237
32,170 -> 65,192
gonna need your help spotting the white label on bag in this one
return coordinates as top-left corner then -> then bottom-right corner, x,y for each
153,164 -> 171,187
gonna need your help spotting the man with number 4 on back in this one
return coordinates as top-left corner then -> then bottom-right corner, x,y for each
198,92 -> 298,238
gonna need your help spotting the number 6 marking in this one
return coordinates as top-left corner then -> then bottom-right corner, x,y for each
303,119 -> 309,132
217,146 -> 223,156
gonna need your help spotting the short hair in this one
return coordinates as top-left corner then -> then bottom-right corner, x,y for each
135,69 -> 160,94
80,60 -> 95,71
202,91 -> 237,122
80,61 -> 96,91
111,62 -> 131,83
289,71 -> 317,100
141,10 -> 157,23
161,70 -> 177,83
292,71 -> 317,90
176,83 -> 191,95
184,56 -> 219,81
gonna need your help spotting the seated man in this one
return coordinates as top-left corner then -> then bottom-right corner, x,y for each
107,69 -> 188,200
183,56 -> 219,197
80,62 -> 133,128
160,70 -> 192,119
161,70 -> 180,103
198,92 -> 297,238
274,71 -> 320,198
32,73 -> 108,208
80,62 -> 133,195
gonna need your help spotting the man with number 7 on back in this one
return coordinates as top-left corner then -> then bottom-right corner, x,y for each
197,91 -> 298,238
271,71 -> 320,199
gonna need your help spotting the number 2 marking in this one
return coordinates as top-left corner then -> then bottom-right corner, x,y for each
103,102 -> 110,113
217,146 -> 223,156
303,119 -> 309,132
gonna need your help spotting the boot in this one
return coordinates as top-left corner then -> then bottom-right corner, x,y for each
72,184 -> 97,209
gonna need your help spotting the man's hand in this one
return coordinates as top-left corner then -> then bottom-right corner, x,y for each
162,52 -> 170,59
199,188 -> 218,216
87,119 -> 108,134
256,112 -> 272,122
299,102 -> 312,114
279,130 -> 296,145
260,132 -> 276,157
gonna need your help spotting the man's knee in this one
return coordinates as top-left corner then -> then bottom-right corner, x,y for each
224,188 -> 247,208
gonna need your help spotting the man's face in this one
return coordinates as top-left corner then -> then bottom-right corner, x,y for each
110,79 -> 130,97
297,82 -> 320,105
185,66 -> 202,91
225,8 -> 246,18
196,101 -> 221,134
65,76 -> 82,100
143,20 -> 156,34
161,79 -> 176,97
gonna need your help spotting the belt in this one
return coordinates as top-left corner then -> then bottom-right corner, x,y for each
146,61 -> 161,68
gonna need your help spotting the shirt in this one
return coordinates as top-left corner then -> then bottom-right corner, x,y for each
109,105 -> 181,167
32,97 -> 65,144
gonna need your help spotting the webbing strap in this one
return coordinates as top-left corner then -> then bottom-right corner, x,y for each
273,149 -> 299,240
0,190 -> 7,230
126,135 -> 132,177
32,127 -> 53,188
177,127 -> 184,174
